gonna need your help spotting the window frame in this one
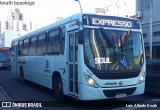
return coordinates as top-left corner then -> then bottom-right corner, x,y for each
47,28 -> 61,55
18,40 -> 23,56
60,26 -> 66,55
23,38 -> 29,56
37,32 -> 47,56
29,35 -> 37,56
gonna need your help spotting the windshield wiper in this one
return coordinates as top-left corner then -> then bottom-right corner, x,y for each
99,28 -> 114,48
119,30 -> 131,69
119,30 -> 131,57
122,30 -> 131,50
120,35 -> 124,58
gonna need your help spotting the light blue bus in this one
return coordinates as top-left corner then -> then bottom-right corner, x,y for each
11,13 -> 146,101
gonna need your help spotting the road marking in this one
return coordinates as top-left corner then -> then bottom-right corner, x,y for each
0,86 -> 12,101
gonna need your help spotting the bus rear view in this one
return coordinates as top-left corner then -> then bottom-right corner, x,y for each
78,14 -> 145,100
0,47 -> 11,70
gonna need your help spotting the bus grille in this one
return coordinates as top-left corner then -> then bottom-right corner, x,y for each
103,87 -> 136,97
94,71 -> 140,79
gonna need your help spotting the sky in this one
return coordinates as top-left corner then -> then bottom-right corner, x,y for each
0,0 -> 136,29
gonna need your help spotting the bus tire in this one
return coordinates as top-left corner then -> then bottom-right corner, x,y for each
53,75 -> 65,101
20,68 -> 25,84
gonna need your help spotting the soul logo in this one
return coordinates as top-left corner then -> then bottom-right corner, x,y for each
95,57 -> 111,64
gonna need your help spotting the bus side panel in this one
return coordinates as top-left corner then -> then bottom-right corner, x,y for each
54,55 -> 66,90
23,56 -> 33,82
25,56 -> 41,84
11,45 -> 18,76
38,55 -> 66,90
39,56 -> 56,89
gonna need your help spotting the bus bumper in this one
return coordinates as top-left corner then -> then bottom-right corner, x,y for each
80,84 -> 103,100
79,82 -> 145,100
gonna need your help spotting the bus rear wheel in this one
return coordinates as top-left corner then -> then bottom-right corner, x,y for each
53,75 -> 65,101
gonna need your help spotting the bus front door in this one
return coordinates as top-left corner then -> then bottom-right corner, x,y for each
68,30 -> 79,97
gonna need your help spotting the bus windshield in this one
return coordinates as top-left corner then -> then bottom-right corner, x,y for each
84,28 -> 144,71
0,49 -> 11,62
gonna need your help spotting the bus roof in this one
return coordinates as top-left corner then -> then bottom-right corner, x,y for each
12,13 -> 139,43
12,13 -> 84,43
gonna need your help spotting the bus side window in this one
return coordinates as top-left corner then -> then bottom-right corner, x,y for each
29,36 -> 37,56
23,39 -> 29,56
18,41 -> 23,56
37,33 -> 47,55
47,29 -> 60,54
61,26 -> 65,54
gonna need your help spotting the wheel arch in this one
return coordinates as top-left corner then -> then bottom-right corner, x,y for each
52,71 -> 62,89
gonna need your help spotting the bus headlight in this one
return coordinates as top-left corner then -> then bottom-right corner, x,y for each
139,71 -> 145,84
84,74 -> 100,88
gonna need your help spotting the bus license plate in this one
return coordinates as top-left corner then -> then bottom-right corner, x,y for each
116,93 -> 126,98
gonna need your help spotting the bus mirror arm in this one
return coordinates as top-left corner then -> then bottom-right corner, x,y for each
78,30 -> 84,44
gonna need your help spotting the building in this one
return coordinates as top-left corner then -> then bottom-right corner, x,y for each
0,8 -> 35,47
4,8 -> 33,31
1,30 -> 28,47
136,0 -> 160,58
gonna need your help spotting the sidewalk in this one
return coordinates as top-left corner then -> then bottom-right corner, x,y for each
0,86 -> 19,110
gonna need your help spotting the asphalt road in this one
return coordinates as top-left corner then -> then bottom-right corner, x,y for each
0,70 -> 160,110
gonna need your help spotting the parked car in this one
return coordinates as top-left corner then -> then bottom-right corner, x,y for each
145,59 -> 160,94
0,60 -> 11,70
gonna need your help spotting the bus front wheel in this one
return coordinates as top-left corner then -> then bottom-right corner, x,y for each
53,75 -> 64,101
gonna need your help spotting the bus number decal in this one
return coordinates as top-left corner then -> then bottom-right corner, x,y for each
44,60 -> 51,73
46,60 -> 49,68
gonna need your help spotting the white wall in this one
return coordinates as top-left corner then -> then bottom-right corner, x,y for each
1,30 -> 28,47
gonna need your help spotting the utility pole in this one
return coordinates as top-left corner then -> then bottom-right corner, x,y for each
149,0 -> 152,59
74,0 -> 82,13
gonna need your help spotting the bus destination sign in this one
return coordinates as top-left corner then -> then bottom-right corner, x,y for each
92,18 -> 132,28
82,14 -> 140,29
